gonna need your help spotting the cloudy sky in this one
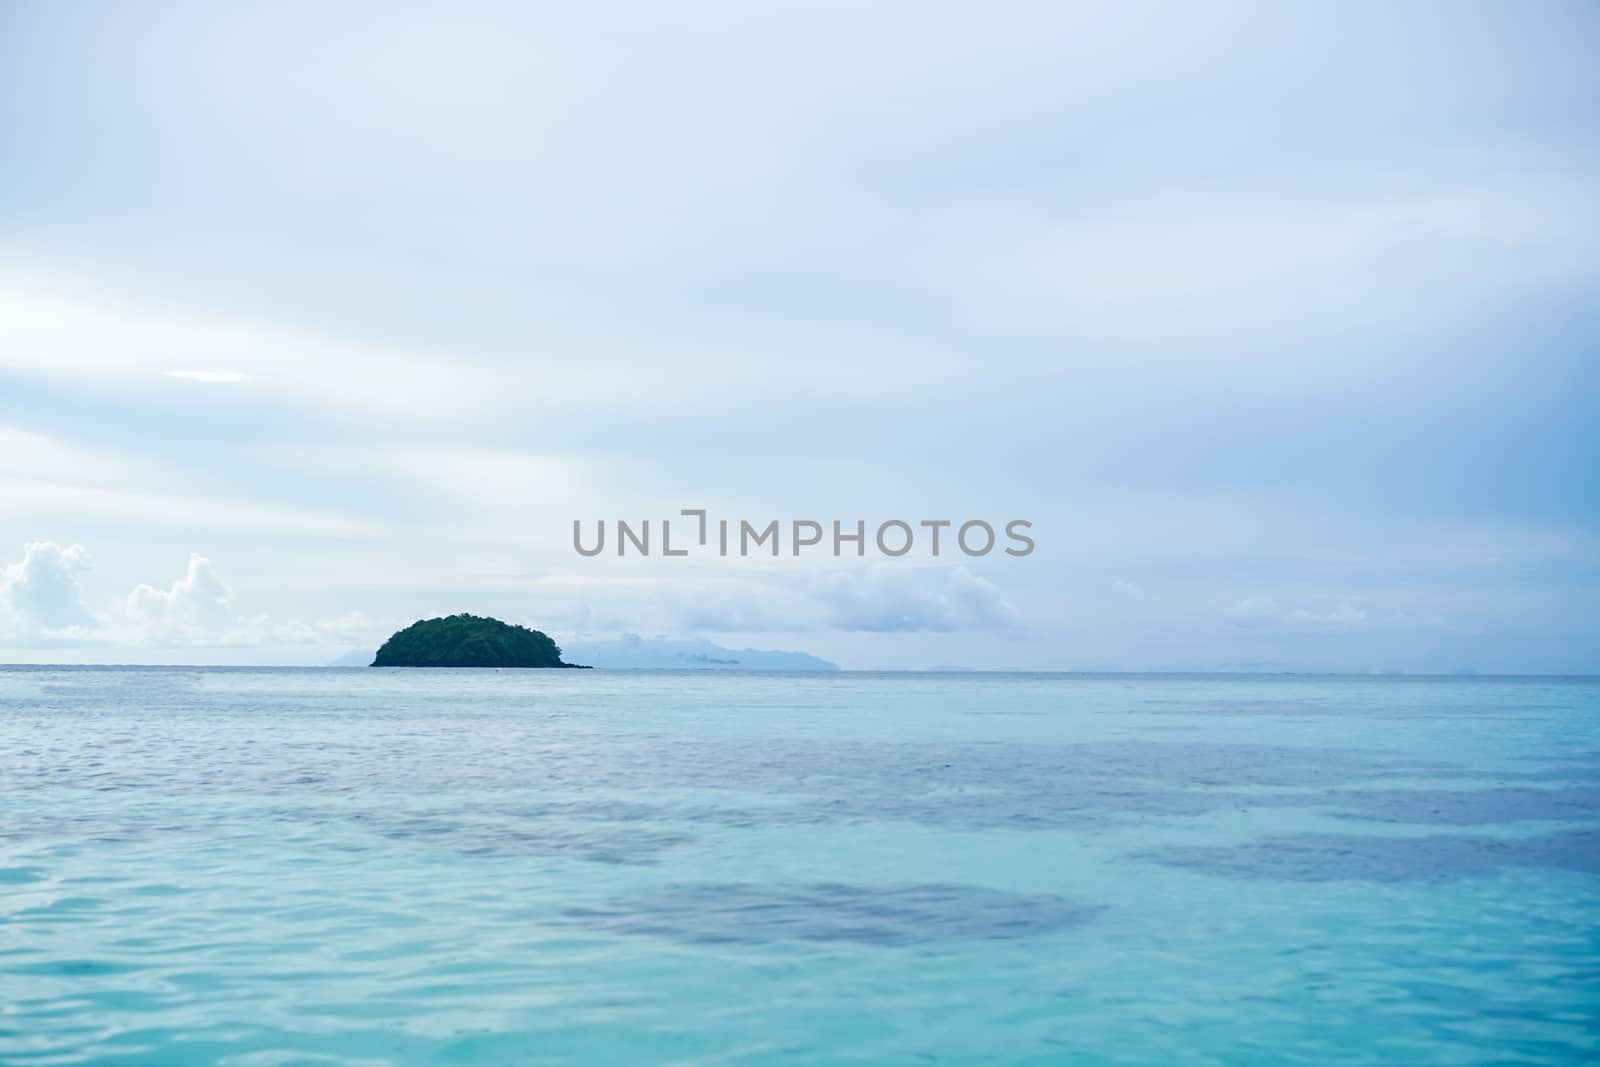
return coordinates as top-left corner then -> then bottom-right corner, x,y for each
1,0 -> 1596,671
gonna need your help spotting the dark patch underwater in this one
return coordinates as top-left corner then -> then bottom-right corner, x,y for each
566,882 -> 1100,946
1133,829 -> 1600,882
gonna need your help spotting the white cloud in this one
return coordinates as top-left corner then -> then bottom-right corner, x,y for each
0,282 -> 964,427
229,609 -> 392,649
123,553 -> 233,643
0,477 -> 378,536
0,541 -> 95,633
161,369 -> 253,384
942,179 -> 1599,350
0,426 -> 161,487
0,287 -> 478,418
0,543 -> 389,651
571,564 -> 1027,637
116,556 -> 394,648
1228,598 -> 1368,631
0,423 -> 380,538
809,565 -> 1023,634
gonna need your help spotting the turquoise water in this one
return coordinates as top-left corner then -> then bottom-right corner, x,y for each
1,669 -> 1596,1065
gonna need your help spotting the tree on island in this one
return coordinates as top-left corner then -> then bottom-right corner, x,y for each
372,614 -> 588,668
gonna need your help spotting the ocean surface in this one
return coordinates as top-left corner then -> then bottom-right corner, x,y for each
1,668 -> 1596,1066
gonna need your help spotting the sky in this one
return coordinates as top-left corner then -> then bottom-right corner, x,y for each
1,0 -> 1596,672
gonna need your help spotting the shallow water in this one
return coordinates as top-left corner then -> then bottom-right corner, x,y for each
2,668 -> 1596,1065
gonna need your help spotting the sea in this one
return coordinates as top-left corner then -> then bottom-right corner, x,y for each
1,667 -> 1596,1066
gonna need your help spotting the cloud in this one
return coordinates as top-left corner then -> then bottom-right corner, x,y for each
117,555 -> 393,648
161,369 -> 253,384
655,564 -> 1024,636
1228,598 -> 1368,631
810,566 -> 1024,634
0,541 -> 95,633
0,543 -> 391,651
0,426 -> 377,538
941,179 -> 1598,349
123,553 -> 233,642
0,426 -> 161,487
229,609 -> 392,649
0,287 -> 478,418
0,476 -> 379,536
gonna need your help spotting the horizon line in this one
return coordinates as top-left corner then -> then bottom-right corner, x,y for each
1,662 -> 1596,681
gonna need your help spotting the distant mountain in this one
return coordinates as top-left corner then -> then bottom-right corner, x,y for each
372,614 -> 587,668
326,648 -> 376,667
563,634 -> 839,671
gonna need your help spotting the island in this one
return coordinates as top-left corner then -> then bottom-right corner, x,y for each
371,614 -> 590,668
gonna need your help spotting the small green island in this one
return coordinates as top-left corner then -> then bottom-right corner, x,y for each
372,614 -> 589,668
